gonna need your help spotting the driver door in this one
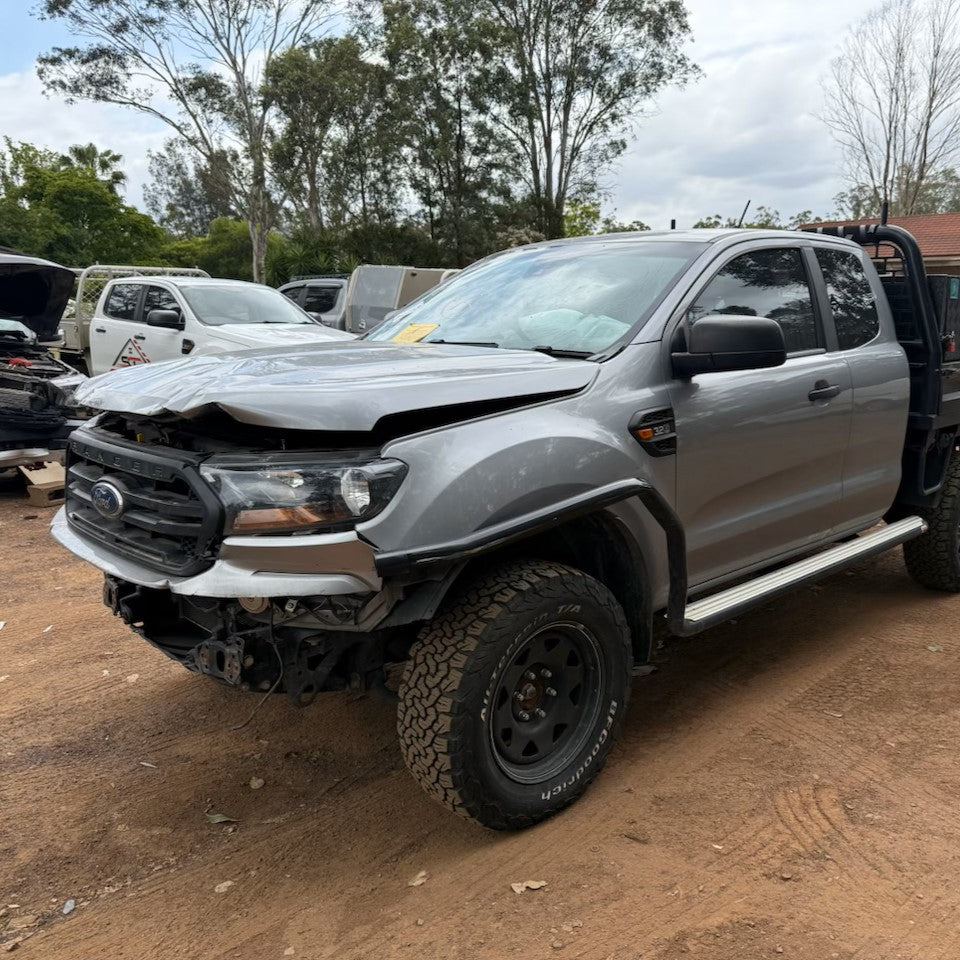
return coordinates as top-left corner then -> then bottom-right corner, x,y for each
91,282 -> 144,375
668,245 -> 853,587
138,285 -> 186,365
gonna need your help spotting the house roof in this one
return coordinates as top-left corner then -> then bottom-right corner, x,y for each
804,212 -> 960,260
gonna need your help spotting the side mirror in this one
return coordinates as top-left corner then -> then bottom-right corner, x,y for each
146,308 -> 184,330
672,315 -> 786,377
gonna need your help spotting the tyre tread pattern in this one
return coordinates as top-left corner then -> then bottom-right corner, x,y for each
397,559 -> 630,830
904,452 -> 960,592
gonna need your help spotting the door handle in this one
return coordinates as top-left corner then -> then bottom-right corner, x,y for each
134,334 -> 146,341
93,327 -> 106,333
808,380 -> 841,402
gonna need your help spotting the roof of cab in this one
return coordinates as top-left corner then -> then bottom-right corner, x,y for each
111,276 -> 265,288
508,228 -> 864,260
541,227 -> 848,246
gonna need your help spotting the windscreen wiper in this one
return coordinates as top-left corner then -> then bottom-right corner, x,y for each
429,339 -> 501,348
532,345 -> 594,358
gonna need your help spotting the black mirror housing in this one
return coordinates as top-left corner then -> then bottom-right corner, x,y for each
672,315 -> 787,377
146,308 -> 184,330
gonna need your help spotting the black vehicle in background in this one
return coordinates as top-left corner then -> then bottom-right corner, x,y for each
0,252 -> 86,468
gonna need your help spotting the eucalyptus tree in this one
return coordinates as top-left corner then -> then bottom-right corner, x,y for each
482,0 -> 697,238
265,35 -> 401,233
378,0 -> 516,265
36,0 -> 332,280
823,0 -> 960,216
145,138 -> 237,237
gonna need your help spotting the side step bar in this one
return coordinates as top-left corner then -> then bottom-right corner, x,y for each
677,517 -> 927,635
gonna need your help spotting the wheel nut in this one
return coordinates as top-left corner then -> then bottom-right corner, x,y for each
524,670 -> 537,681
514,690 -> 524,701
541,668 -> 553,679
535,708 -> 547,719
518,710 -> 530,721
545,687 -> 557,697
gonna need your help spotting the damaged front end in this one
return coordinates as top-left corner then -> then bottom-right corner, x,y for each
55,410 -> 420,704
0,325 -> 86,463
0,253 -> 87,466
54,339 -> 598,706
104,578 -> 406,705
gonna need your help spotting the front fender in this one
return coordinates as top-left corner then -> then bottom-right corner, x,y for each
356,367 -> 680,613
360,404 -> 651,551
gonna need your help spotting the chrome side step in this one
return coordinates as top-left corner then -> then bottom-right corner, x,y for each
680,516 -> 927,634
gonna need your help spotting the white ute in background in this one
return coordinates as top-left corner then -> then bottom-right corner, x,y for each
86,275 -> 353,377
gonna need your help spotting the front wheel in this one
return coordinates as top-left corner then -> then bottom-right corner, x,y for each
397,560 -> 631,830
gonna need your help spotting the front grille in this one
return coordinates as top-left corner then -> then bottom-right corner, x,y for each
65,427 -> 223,576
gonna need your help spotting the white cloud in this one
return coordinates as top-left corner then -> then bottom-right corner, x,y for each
0,68 -> 168,209
609,0 -> 867,229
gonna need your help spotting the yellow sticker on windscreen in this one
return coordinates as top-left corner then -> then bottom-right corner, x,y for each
390,323 -> 439,343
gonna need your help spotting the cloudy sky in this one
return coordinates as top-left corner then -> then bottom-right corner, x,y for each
0,0 -> 867,229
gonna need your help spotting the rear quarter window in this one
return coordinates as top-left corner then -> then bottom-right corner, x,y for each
816,249 -> 880,349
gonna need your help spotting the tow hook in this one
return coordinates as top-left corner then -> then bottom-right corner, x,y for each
103,577 -> 121,615
190,639 -> 244,685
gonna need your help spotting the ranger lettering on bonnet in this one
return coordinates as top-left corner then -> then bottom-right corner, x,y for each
52,225 -> 960,829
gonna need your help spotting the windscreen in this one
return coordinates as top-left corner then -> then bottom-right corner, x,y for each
179,285 -> 317,326
367,241 -> 704,354
0,318 -> 36,342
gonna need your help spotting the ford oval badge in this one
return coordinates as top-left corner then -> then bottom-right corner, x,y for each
90,480 -> 125,519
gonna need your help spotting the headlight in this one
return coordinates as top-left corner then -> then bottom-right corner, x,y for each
200,458 -> 408,534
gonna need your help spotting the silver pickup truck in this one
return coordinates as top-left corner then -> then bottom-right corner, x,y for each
52,225 -> 960,829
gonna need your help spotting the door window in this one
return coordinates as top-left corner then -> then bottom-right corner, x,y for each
689,248 -> 819,353
303,285 -> 340,314
143,286 -> 181,317
104,283 -> 141,321
281,285 -> 303,303
815,249 -> 880,349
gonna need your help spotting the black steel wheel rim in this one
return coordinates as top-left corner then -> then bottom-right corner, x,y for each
488,621 -> 604,784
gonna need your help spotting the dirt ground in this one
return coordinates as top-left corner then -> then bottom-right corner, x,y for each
2,489 -> 960,960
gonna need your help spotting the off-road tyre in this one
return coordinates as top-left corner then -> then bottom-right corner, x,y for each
397,559 -> 631,830
904,452 -> 960,591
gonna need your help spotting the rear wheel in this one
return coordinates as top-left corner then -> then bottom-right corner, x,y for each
904,451 -> 960,591
397,559 -> 631,829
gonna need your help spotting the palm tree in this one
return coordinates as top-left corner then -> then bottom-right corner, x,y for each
59,143 -> 127,194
